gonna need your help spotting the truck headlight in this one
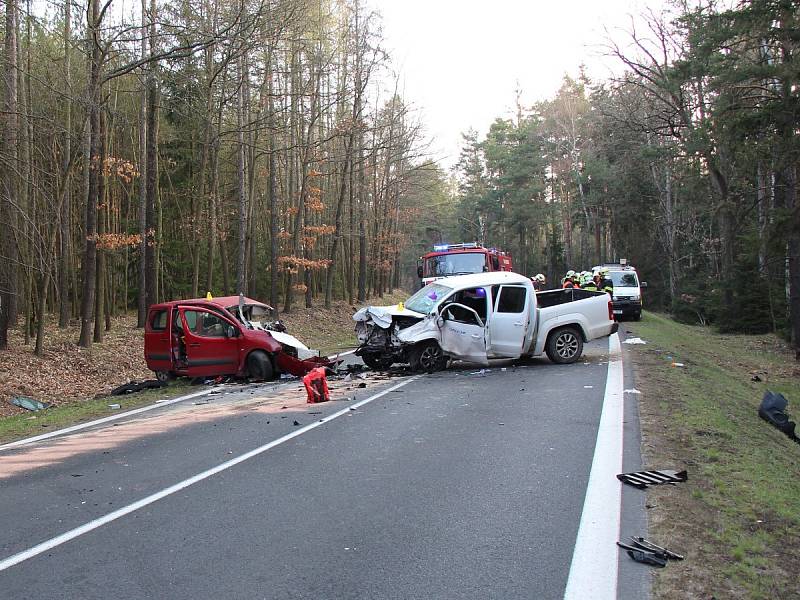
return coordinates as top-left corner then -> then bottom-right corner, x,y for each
631,295 -> 641,302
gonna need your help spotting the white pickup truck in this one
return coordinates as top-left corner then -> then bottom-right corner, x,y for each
353,272 -> 618,371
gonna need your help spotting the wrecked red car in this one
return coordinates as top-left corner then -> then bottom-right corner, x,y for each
144,295 -> 335,382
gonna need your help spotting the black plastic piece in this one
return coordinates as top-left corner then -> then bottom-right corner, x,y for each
759,390 -> 800,444
617,469 -> 688,489
629,536 -> 684,560
617,542 -> 667,567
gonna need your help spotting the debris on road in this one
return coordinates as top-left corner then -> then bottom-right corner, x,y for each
670,362 -> 685,368
622,337 -> 647,345
624,388 -> 642,395
9,396 -> 51,411
758,390 -> 800,444
628,536 -> 684,561
616,542 -> 667,567
108,404 -> 121,410
617,469 -> 688,489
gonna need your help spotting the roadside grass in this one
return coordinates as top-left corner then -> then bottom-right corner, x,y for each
0,381 -> 193,445
627,311 -> 800,599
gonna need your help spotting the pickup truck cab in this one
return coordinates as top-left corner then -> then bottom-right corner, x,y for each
353,272 -> 618,371
144,295 -> 333,382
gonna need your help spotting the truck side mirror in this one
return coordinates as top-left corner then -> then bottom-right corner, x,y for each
640,281 -> 648,288
226,325 -> 237,338
417,265 -> 423,278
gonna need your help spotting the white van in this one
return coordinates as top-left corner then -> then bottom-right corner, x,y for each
594,262 -> 647,321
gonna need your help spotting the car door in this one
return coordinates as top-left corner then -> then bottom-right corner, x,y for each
488,285 -> 529,358
143,307 -> 172,372
439,302 -> 489,366
178,307 -> 241,377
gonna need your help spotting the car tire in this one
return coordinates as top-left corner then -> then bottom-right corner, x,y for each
409,340 -> 447,373
247,351 -> 274,381
361,352 -> 394,371
545,327 -> 584,364
154,370 -> 176,383
633,312 -> 642,321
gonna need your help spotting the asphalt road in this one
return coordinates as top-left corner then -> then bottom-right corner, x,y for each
0,338 -> 649,599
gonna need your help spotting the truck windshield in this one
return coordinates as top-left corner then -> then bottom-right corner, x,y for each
405,283 -> 453,314
610,272 -> 639,287
424,252 -> 486,277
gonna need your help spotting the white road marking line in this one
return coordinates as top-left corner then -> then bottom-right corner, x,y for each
563,333 -> 624,600
0,376 -> 418,573
0,349 -> 361,452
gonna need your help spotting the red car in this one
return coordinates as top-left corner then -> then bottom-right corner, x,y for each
144,296 -> 332,382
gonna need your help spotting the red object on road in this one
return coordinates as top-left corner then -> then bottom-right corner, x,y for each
303,367 -> 330,404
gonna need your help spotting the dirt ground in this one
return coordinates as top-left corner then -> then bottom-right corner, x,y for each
0,291 -> 407,418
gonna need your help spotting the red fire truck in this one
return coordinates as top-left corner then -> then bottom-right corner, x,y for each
416,242 -> 513,286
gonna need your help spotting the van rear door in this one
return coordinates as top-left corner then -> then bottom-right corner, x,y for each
144,307 -> 172,373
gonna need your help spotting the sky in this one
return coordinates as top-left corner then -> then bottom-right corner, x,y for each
367,0 -> 656,170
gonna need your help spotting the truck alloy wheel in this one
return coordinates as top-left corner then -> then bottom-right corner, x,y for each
546,327 -> 583,364
410,340 -> 447,372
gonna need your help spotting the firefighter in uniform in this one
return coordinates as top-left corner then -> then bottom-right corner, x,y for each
600,267 -> 614,296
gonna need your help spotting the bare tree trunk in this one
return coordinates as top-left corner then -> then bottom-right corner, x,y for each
93,110 -> 107,343
136,0 -> 148,326
144,0 -> 159,308
59,0 -> 73,328
236,53 -> 247,294
78,0 -> 102,348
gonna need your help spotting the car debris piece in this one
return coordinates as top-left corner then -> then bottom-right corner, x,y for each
628,536 -> 684,561
622,337 -> 647,345
616,542 -> 667,567
624,388 -> 642,394
758,390 -> 800,444
10,396 -> 51,411
111,380 -> 168,396
108,404 -> 121,410
617,469 -> 688,489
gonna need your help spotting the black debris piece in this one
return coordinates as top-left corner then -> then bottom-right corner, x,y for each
628,536 -> 683,561
751,374 -> 762,382
617,469 -> 688,489
758,390 -> 800,444
357,382 -> 367,388
292,420 -> 300,426
111,380 -> 167,396
10,396 -> 52,411
617,542 -> 667,567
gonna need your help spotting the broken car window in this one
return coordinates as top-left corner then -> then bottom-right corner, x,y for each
405,283 -> 453,314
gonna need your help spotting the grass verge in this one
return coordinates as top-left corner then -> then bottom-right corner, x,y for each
0,382 -> 193,445
626,311 -> 800,599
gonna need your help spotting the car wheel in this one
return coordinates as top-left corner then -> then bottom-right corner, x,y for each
546,327 -> 584,364
361,352 -> 394,370
409,340 -> 447,372
633,312 -> 642,321
247,351 -> 274,381
154,370 -> 176,383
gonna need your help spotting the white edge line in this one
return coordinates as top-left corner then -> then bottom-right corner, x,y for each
0,349 -> 360,452
0,375 -> 419,573
563,333 -> 624,600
